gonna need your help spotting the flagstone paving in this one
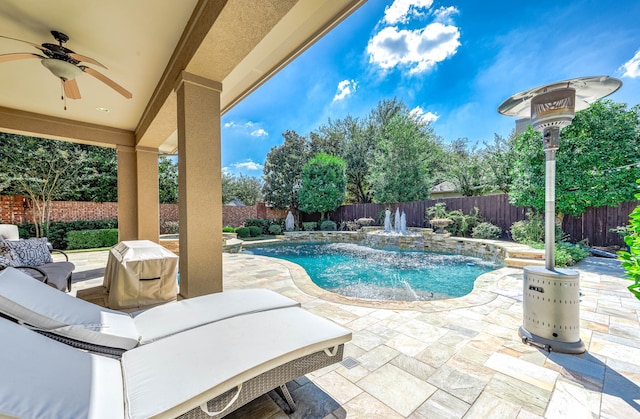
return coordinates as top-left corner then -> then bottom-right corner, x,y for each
69,249 -> 640,418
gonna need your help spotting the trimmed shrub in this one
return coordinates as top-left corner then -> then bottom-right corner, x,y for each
235,227 -> 250,238
472,222 -> 502,239
268,224 -> 282,235
222,226 -> 235,233
511,210 -> 565,244
320,220 -> 337,231
160,220 -> 179,234
247,226 -> 262,237
66,229 -> 119,250
555,242 -> 590,267
302,222 -> 317,231
18,220 -> 118,249
244,218 -> 270,235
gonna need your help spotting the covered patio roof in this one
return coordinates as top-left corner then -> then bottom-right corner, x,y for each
0,0 -> 364,150
0,0 -> 366,298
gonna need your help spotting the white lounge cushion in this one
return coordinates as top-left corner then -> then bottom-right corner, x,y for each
122,307 -> 351,419
133,288 -> 300,344
0,318 -> 124,419
0,267 -> 301,350
0,267 -> 141,349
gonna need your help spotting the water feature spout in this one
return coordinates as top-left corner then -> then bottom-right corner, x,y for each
285,211 -> 295,231
400,211 -> 407,233
394,208 -> 401,233
384,209 -> 391,232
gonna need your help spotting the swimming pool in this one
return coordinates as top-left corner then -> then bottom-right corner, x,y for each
243,242 -> 501,301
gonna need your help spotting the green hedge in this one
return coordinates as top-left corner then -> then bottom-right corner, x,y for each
235,227 -> 250,238
66,228 -> 119,250
244,218 -> 286,235
247,226 -> 262,237
18,220 -> 118,249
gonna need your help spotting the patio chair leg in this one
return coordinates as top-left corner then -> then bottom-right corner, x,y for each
278,384 -> 297,413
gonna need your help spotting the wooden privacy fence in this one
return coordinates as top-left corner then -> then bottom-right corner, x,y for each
327,194 -> 636,247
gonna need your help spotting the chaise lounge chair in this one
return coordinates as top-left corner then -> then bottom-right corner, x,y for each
0,304 -> 351,418
0,267 -> 301,355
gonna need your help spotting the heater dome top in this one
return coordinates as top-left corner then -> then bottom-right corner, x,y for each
498,76 -> 622,118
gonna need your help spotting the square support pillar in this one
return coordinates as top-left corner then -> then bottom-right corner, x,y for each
136,146 -> 160,242
176,72 -> 223,298
116,145 -> 137,241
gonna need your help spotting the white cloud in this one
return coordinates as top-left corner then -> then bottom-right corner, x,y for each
410,106 -> 439,124
367,22 -> 460,74
224,120 -> 268,138
231,160 -> 263,171
250,128 -> 268,137
621,50 -> 640,78
383,0 -> 434,25
432,6 -> 459,24
224,121 -> 254,129
333,79 -> 357,101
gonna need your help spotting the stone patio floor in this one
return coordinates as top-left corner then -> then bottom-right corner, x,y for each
69,249 -> 640,418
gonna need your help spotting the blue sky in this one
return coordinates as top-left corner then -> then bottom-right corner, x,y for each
221,0 -> 640,176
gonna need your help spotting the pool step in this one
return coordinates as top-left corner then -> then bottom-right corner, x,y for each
507,249 -> 546,260
504,257 -> 546,268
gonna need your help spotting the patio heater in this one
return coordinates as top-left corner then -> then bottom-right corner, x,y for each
498,76 -> 622,353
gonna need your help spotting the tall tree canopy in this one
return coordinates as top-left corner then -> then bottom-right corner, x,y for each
444,138 -> 486,196
159,156 -> 178,204
369,111 -> 443,203
262,130 -> 310,209
298,153 -> 346,219
509,100 -> 640,218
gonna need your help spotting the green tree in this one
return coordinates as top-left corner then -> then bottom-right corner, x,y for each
445,138 -> 486,196
0,133 -> 88,237
298,153 -> 346,220
159,156 -> 178,204
228,174 -> 263,205
510,101 -> 640,221
79,145 -> 118,202
222,172 -> 234,204
480,132 -> 516,193
369,112 -> 443,203
311,115 -> 374,203
262,130 -> 310,209
618,179 -> 640,300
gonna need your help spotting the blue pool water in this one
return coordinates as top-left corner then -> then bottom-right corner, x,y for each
243,242 -> 501,301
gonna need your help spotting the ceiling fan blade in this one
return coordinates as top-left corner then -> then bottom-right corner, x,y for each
68,52 -> 107,69
0,35 -> 47,52
82,66 -> 132,99
0,52 -> 43,63
63,79 -> 81,99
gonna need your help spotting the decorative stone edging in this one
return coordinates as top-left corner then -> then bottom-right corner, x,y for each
281,229 -> 514,263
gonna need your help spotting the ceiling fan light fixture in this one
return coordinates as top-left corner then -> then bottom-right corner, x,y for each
41,58 -> 82,80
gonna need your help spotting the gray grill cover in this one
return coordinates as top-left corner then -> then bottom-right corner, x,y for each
104,240 -> 178,310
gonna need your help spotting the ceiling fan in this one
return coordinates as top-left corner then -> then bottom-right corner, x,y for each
0,30 -> 132,109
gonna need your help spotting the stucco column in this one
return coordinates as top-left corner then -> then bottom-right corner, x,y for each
136,146 -> 160,242
116,145 -> 137,241
176,72 -> 223,298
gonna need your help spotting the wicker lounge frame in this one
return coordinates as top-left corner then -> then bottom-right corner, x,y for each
179,345 -> 344,418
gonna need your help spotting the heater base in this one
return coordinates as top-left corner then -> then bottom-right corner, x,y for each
519,326 -> 585,354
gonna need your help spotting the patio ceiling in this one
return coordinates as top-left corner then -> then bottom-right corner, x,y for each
0,0 -> 365,152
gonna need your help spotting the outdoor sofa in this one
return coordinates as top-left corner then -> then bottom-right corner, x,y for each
0,268 -> 351,418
